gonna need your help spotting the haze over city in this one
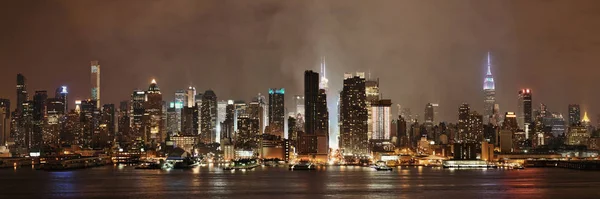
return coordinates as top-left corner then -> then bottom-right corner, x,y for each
2,0 -> 599,123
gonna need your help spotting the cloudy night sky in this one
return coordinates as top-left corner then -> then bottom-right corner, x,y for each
1,0 -> 599,125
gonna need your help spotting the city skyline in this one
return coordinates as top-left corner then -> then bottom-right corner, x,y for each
1,0 -> 599,123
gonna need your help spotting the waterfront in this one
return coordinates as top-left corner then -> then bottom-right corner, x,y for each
0,166 -> 598,199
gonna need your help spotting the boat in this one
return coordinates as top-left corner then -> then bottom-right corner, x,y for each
164,157 -> 198,169
134,161 -> 162,170
373,161 -> 393,171
289,160 -> 315,171
223,159 -> 260,170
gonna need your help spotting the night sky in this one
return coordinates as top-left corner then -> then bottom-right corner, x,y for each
1,0 -> 600,124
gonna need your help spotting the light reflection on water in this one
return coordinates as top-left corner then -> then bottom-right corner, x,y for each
0,166 -> 598,198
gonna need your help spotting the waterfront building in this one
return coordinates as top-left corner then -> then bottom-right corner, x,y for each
339,73 -> 368,155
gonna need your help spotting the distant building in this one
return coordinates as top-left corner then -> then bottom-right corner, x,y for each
90,61 -> 101,109
301,70 -> 328,156
517,89 -> 532,129
502,112 -> 518,132
458,103 -> 470,142
200,90 -> 217,144
453,143 -> 477,160
567,126 -> 589,146
483,52 -> 496,124
499,129 -> 513,153
0,99 -> 10,146
31,91 -> 47,151
268,88 -> 285,135
371,99 -> 392,140
144,79 -> 164,144
568,104 -> 581,126
181,105 -> 199,136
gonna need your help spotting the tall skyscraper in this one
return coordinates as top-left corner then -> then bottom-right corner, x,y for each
32,91 -> 47,151
365,75 -> 379,140
0,99 -> 10,145
372,99 -> 392,140
302,70 -> 329,155
99,104 -> 116,148
181,105 -> 199,136
216,100 -> 227,141
517,89 -> 532,129
200,90 -> 217,143
268,88 -> 285,135
130,90 -> 145,140
568,104 -> 581,126
458,103 -> 470,142
502,112 -> 519,132
305,70 -> 320,135
144,79 -> 163,144
468,111 -> 483,142
319,56 -> 329,90
424,103 -> 434,123
483,52 -> 496,124
16,74 -> 27,113
173,90 -> 186,132
90,61 -> 101,109
55,86 -> 68,114
339,73 -> 368,155
186,86 -> 196,108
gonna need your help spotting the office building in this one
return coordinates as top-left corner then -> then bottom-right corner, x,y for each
372,99 -> 392,141
144,79 -> 164,144
339,73 -> 368,155
0,99 -> 9,145
483,52 -> 496,124
517,89 -> 532,129
268,88 -> 285,135
90,61 -> 101,109
186,87 -> 196,108
16,74 -> 27,113
568,104 -> 581,126
458,103 -> 470,142
200,90 -> 217,144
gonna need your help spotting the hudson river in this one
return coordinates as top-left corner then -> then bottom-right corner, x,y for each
1,166 -> 599,198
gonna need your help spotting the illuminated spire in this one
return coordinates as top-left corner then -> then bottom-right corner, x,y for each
582,111 -> 590,123
151,79 -> 157,84
483,52 -> 495,90
319,56 -> 329,90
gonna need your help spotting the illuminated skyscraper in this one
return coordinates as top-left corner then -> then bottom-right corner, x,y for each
319,56 -> 328,90
55,86 -> 68,114
372,99 -> 392,140
424,103 -> 434,123
305,70 -> 320,135
200,90 -> 217,143
130,90 -> 145,140
365,75 -> 379,140
216,100 -> 227,141
16,73 -> 27,113
144,79 -> 164,144
90,61 -> 101,109
186,86 -> 196,108
458,103 -> 470,142
268,88 -> 285,135
173,90 -> 186,132
301,70 -> 329,155
32,91 -> 47,151
339,73 -> 368,155
517,89 -> 532,129
568,104 -> 581,126
483,52 -> 496,124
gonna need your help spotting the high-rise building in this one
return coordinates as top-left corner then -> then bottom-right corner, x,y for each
365,76 -> 379,140
0,99 -> 10,145
268,88 -> 285,135
424,103 -> 434,123
200,90 -> 217,143
236,113 -> 260,149
144,79 -> 164,144
181,105 -> 199,136
130,90 -> 145,140
319,56 -> 329,90
173,90 -> 186,132
502,112 -> 519,132
517,89 -> 532,129
55,86 -> 68,114
468,111 -> 483,142
80,99 -> 99,149
458,103 -> 470,142
372,99 -> 392,140
186,87 -> 196,108
117,101 -> 131,144
294,95 -> 305,120
90,61 -> 101,109
16,74 -> 28,114
339,73 -> 368,155
302,70 -> 328,155
31,91 -> 47,151
99,104 -> 116,148
216,100 -> 227,141
483,52 -> 496,124
568,104 -> 581,126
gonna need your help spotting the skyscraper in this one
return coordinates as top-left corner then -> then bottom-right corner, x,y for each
144,79 -> 164,144
99,104 -> 115,148
305,70 -> 320,135
0,99 -> 9,145
468,111 -> 483,142
130,90 -> 145,140
16,74 -> 27,113
173,90 -> 186,132
80,99 -> 99,149
216,100 -> 227,141
339,73 -> 368,155
319,56 -> 329,90
268,88 -> 285,135
483,52 -> 496,124
372,99 -> 392,140
568,104 -> 581,126
32,91 -> 47,151
90,61 -> 101,109
186,86 -> 196,108
517,89 -> 532,130
458,103 -> 470,142
200,90 -> 217,143
424,103 -> 434,123
55,86 -> 68,114
365,75 -> 379,140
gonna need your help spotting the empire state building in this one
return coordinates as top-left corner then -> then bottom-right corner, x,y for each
483,52 -> 496,124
